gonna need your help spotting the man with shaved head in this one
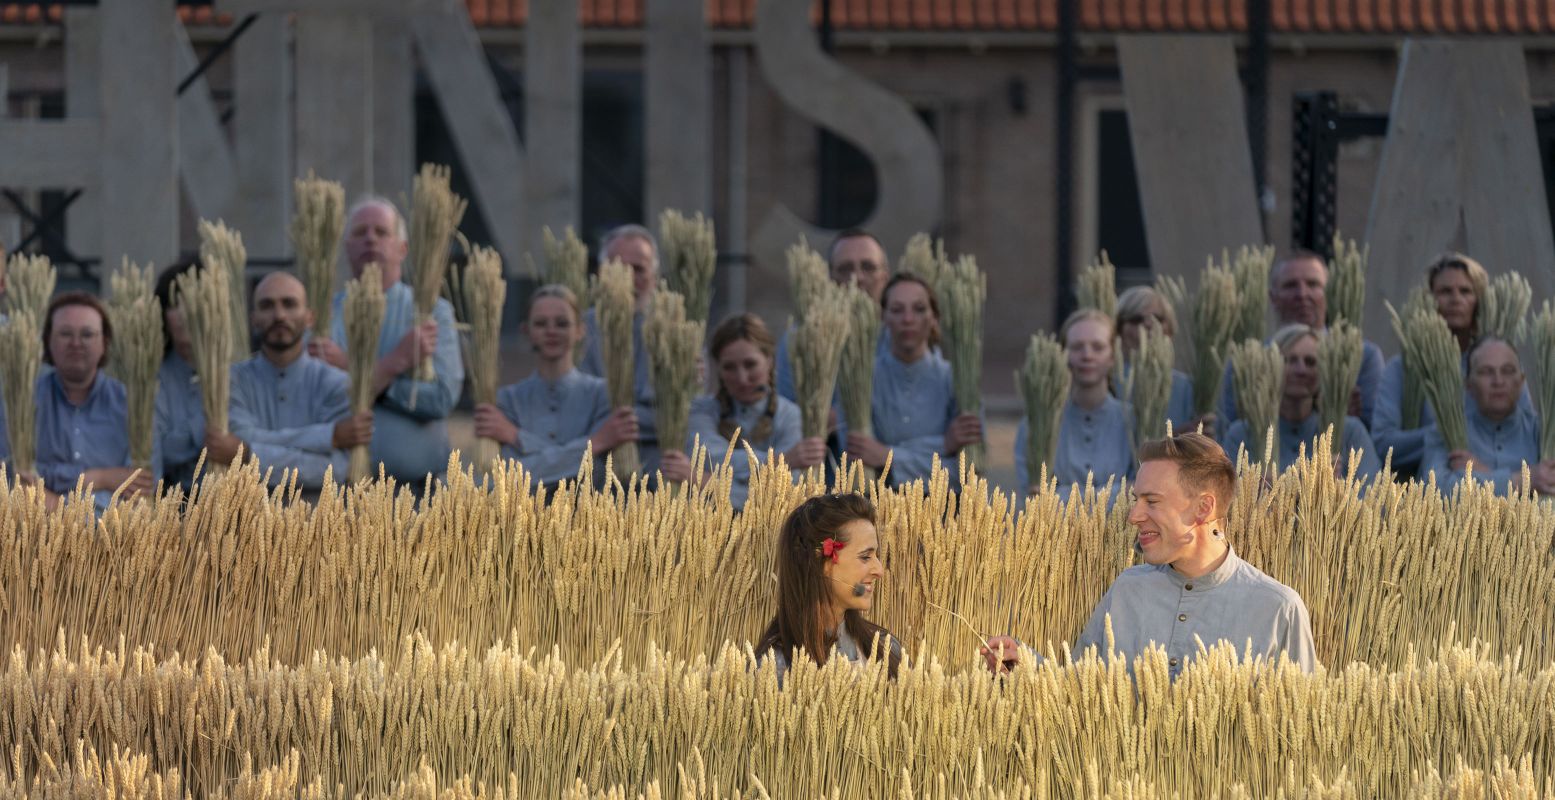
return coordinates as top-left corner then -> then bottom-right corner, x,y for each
227,271 -> 370,495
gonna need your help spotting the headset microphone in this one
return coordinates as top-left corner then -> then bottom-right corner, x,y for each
829,575 -> 868,597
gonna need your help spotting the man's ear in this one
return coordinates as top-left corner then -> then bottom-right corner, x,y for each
1195,492 -> 1217,525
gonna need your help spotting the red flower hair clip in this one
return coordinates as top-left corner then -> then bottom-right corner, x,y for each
820,538 -> 844,563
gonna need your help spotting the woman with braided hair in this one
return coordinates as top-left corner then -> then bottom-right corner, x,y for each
683,313 -> 820,507
754,492 -> 902,682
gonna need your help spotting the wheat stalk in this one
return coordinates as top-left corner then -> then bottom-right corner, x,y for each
790,284 -> 851,440
787,238 -> 831,324
1191,261 -> 1240,417
839,281 -> 880,443
1327,233 -> 1366,328
174,262 -> 232,441
344,265 -> 385,483
940,255 -> 985,469
1528,301 -> 1555,461
644,287 -> 703,483
1317,321 -> 1363,440
5,252 -> 56,321
659,210 -> 717,325
0,312 -> 42,477
1390,302 -> 1469,451
593,259 -> 639,479
897,233 -> 945,289
1017,333 -> 1069,487
458,246 -> 507,476
199,218 -> 250,361
407,163 -> 468,383
1480,271 -> 1533,342
1229,338 -> 1283,464
106,260 -> 164,470
290,171 -> 346,338
1131,325 -> 1173,447
1233,245 -> 1275,342
1075,252 -> 1116,319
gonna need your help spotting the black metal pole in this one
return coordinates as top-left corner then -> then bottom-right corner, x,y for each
817,0 -> 838,228
1245,0 -> 1270,238
1055,0 -> 1077,321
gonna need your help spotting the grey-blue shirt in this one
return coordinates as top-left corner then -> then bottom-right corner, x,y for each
1419,400 -> 1541,496
229,352 -> 352,490
1074,547 -> 1318,679
330,282 -> 464,484
579,307 -> 660,474
1014,394 -> 1136,493
154,351 -> 208,490
1119,363 -> 1195,433
494,369 -> 611,487
35,371 -> 162,510
688,391 -> 803,509
872,350 -> 957,488
1221,411 -> 1381,481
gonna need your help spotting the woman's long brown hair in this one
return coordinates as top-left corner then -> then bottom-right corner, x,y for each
709,313 -> 778,444
755,493 -> 899,676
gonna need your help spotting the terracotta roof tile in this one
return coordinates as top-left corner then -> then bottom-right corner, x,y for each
2,0 -> 1553,34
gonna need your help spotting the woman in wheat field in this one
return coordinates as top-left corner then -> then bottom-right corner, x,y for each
755,493 -> 902,681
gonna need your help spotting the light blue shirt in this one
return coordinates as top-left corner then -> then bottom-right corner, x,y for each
688,391 -> 803,509
229,352 -> 352,490
330,282 -> 464,484
1119,363 -> 1195,433
1419,399 -> 1541,496
495,369 -> 611,488
1074,547 -> 1318,679
154,351 -> 208,490
579,307 -> 660,474
35,371 -> 162,510
1015,394 -> 1136,494
1219,336 -> 1384,430
1221,411 -> 1381,481
872,350 -> 957,488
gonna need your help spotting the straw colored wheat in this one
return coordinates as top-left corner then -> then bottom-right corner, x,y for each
785,238 -> 831,323
1317,320 -> 1363,441
644,287 -> 703,477
839,281 -> 880,445
790,284 -> 851,441
290,170 -> 346,338
593,259 -> 639,479
0,312 -> 41,477
1191,261 -> 1239,417
456,246 -> 507,475
344,265 -> 385,484
4,251 -> 55,321
174,261 -> 232,444
1396,286 -> 1436,431
199,218 -> 250,361
1229,338 -> 1282,464
407,163 -> 468,383
1075,251 -> 1116,319
1327,233 -> 1366,328
1232,244 -> 1274,342
106,260 -> 164,470
1016,333 -> 1069,489
533,226 -> 591,365
1530,301 -> 1555,461
939,255 -> 986,469
898,232 -> 946,289
1131,325 -> 1173,446
1480,270 -> 1533,342
1391,302 -> 1469,452
659,209 -> 717,324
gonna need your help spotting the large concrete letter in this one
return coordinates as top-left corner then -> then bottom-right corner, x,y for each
646,0 -> 711,219
373,16 -> 416,211
414,0 -> 527,273
295,13 -> 374,203
175,24 -> 237,223
100,0 -> 179,274
524,0 -> 580,237
233,13 -> 293,260
752,0 -> 942,268
1118,36 -> 1263,281
1365,40 -> 1555,345
64,6 -> 100,262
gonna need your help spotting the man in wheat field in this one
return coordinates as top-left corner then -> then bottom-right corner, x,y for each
983,432 -> 1317,679
228,272 -> 373,497
578,224 -> 660,474
1419,336 -> 1551,496
309,197 -> 464,489
1217,251 -> 1384,434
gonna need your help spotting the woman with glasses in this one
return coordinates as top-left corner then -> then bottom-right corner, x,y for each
1115,286 -> 1198,434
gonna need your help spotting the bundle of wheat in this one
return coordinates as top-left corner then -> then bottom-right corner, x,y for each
1396,286 -> 1436,431
1530,301 -> 1555,461
939,255 -> 986,469
897,232 -> 945,288
1190,262 -> 1239,417
174,261 -> 232,467
3,252 -> 56,320
593,260 -> 639,479
106,261 -> 164,470
1229,338 -> 1283,464
290,171 -> 346,338
1480,271 -> 1533,342
1131,325 -> 1174,446
1075,251 -> 1116,318
198,218 -> 250,360
838,281 -> 880,450
658,209 -> 717,324
454,246 -> 506,476
1016,333 -> 1069,490
1390,303 -> 1469,452
0,313 -> 42,478
1232,244 -> 1275,342
1327,234 -> 1366,328
407,164 -> 468,383
344,265 -> 385,484
789,284 -> 851,442
1317,321 -> 1363,441
644,288 -> 704,483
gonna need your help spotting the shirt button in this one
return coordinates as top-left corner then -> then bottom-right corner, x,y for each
279,394 -> 287,402
1169,658 -> 1179,668
1185,584 -> 1194,591
1178,614 -> 1188,622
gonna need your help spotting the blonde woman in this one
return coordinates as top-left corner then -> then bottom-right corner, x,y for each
1115,285 -> 1195,432
1015,309 -> 1134,495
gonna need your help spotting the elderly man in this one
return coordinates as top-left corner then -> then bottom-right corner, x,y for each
31,291 -> 159,510
984,433 -> 1317,678
578,224 -> 661,473
224,272 -> 371,494
309,197 -> 464,487
1217,251 -> 1384,434
1419,337 -> 1551,496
